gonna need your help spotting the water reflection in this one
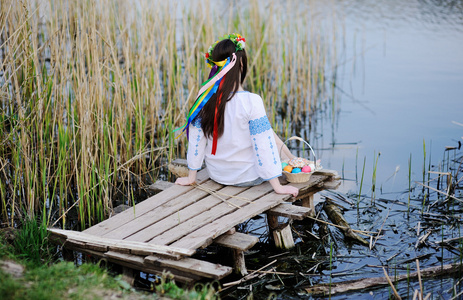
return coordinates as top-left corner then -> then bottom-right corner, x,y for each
332,0 -> 463,32
225,0 -> 463,299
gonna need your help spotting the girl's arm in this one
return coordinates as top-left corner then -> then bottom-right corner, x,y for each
269,177 -> 299,197
273,132 -> 296,161
177,117 -> 205,186
175,169 -> 197,185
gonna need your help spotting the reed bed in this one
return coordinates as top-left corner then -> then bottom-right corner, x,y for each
0,0 -> 339,229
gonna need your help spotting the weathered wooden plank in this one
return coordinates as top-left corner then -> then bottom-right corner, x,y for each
273,223 -> 295,249
48,228 -> 194,259
64,239 -> 87,249
128,185 -> 250,244
146,180 -> 174,192
171,189 -> 292,250
147,183 -> 273,246
105,250 -> 146,267
297,176 -> 341,199
105,251 -> 200,284
84,241 -> 109,252
323,179 -> 342,190
63,243 -> 107,259
144,255 -> 232,280
102,179 -> 223,240
83,169 -> 210,236
267,203 -> 312,220
294,174 -> 331,194
171,158 -> 188,166
233,249 -> 247,276
213,232 -> 259,251
314,169 -> 338,177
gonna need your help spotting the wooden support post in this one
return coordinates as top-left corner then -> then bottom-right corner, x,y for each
233,249 -> 248,276
301,194 -> 314,215
267,213 -> 279,230
273,223 -> 295,249
122,266 -> 135,286
267,213 -> 295,249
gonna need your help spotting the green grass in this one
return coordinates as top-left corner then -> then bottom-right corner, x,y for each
0,256 -> 144,300
13,216 -> 55,265
0,228 -> 138,300
155,272 -> 219,300
0,229 -> 218,300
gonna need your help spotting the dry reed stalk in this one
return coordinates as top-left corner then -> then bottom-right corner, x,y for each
382,267 -> 402,300
416,181 -> 462,203
223,259 -> 278,288
305,215 -> 376,237
1,0 -> 339,228
191,183 -> 252,208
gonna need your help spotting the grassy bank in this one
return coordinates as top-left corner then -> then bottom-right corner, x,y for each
0,218 -> 219,299
0,0 -> 339,230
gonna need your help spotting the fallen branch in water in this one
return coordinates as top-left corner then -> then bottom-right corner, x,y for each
246,269 -> 294,276
222,259 -> 277,289
323,199 -> 370,246
305,262 -> 461,296
305,216 -> 376,236
416,181 -> 462,204
436,235 -> 463,245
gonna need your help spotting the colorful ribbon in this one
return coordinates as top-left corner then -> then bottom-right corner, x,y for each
174,53 -> 237,155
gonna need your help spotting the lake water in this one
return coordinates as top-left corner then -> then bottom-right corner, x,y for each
311,0 -> 463,194
222,0 -> 463,299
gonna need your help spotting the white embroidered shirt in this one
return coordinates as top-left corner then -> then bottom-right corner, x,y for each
187,91 -> 282,185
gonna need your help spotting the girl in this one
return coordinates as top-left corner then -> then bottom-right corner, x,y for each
175,33 -> 298,197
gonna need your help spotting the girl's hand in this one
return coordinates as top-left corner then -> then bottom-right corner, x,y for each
175,177 -> 195,185
273,185 -> 299,197
269,178 -> 299,197
175,169 -> 198,186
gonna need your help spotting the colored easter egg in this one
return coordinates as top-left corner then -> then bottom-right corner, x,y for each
281,162 -> 288,169
292,168 -> 301,173
302,165 -> 312,173
283,165 -> 293,173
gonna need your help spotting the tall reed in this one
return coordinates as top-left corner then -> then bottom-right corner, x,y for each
358,157 -> 366,209
371,151 -> 380,203
0,0 -> 340,229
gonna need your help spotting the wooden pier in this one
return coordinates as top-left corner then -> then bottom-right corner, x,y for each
48,162 -> 339,284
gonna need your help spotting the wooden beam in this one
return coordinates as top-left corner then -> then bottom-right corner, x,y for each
171,158 -> 188,166
171,190 -> 294,250
267,203 -> 312,220
144,182 -> 275,246
233,249 -> 248,276
213,232 -> 259,251
146,180 -> 174,192
104,251 -> 200,284
48,228 -> 195,259
273,223 -> 295,249
138,184 -> 248,245
301,194 -> 314,211
105,179 -> 224,241
144,255 -> 232,280
293,171 -> 340,200
267,214 -> 279,230
82,169 -> 210,237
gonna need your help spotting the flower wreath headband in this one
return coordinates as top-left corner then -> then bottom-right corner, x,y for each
175,33 -> 246,155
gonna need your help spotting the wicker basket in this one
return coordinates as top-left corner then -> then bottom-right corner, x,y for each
281,137 -> 320,183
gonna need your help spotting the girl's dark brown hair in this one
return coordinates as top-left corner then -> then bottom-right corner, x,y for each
197,39 -> 247,139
